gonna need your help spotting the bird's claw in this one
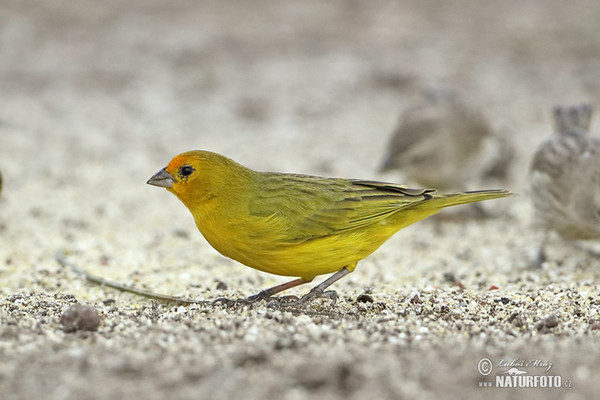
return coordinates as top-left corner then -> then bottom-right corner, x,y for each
246,290 -> 277,303
212,291 -> 301,307
212,289 -> 337,309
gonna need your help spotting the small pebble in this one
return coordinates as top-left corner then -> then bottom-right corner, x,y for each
536,314 -> 559,331
356,294 -> 374,303
495,297 -> 510,305
410,294 -> 422,304
216,281 -> 228,290
60,304 -> 101,333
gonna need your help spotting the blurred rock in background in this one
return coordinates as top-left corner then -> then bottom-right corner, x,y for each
380,87 -> 514,191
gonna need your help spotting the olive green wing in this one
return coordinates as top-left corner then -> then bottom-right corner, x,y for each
249,174 -> 434,242
297,180 -> 434,236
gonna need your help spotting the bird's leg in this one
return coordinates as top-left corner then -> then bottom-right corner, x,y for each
294,267 -> 352,307
213,268 -> 352,307
245,278 -> 312,303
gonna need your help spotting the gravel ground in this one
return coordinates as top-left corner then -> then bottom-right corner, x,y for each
1,1 -> 599,399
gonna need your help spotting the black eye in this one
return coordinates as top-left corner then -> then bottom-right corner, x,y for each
179,165 -> 195,177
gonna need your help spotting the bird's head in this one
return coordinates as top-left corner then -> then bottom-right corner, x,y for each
147,150 -> 252,210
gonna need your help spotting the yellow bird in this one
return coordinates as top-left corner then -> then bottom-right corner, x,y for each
148,150 -> 512,304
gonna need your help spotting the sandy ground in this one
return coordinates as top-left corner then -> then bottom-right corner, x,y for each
1,1 -> 599,399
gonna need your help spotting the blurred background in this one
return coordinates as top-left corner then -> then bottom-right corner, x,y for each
2,0 -> 598,180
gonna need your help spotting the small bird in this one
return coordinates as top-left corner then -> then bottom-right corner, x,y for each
148,150 -> 512,305
380,90 -> 513,191
529,104 -> 600,264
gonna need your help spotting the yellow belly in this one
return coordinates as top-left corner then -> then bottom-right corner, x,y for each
196,206 -> 440,280
203,229 -> 382,279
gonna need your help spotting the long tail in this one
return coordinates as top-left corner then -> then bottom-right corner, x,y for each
432,189 -> 515,208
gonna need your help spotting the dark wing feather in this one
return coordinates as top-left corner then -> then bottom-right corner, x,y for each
249,174 -> 434,241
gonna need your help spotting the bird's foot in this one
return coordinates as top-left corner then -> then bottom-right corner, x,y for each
245,290 -> 275,303
249,292 -> 302,307
212,290 -> 299,307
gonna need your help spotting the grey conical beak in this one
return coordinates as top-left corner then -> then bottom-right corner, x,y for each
147,168 -> 175,189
